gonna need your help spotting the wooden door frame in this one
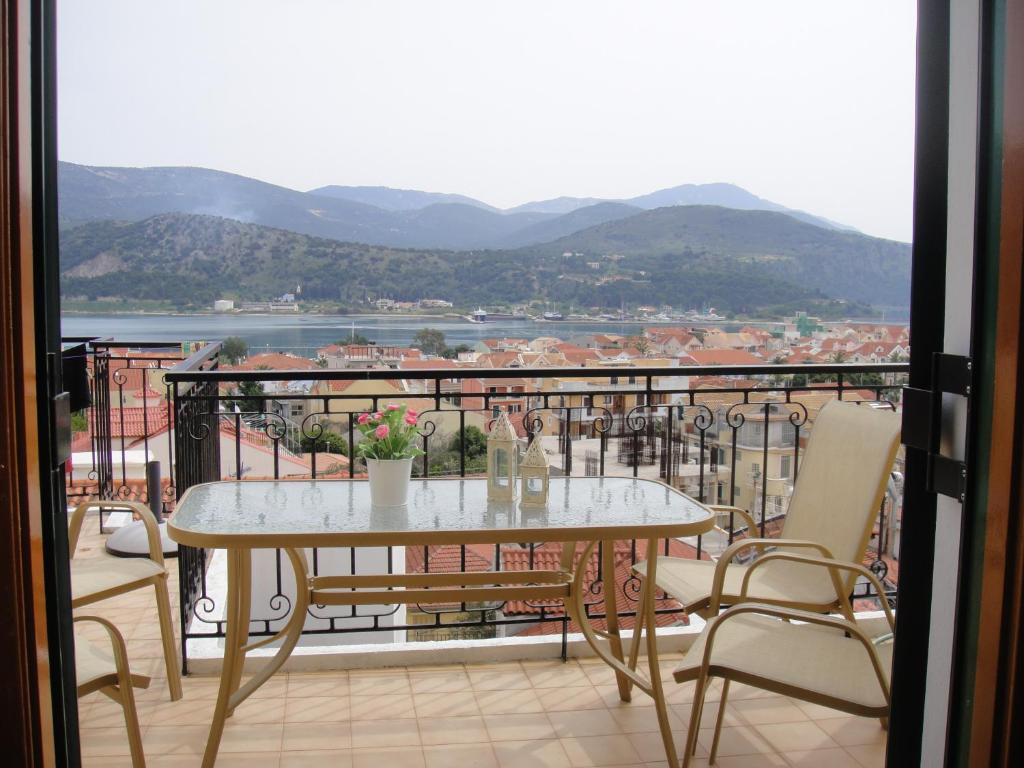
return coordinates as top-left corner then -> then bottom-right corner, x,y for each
1,0 -> 75,763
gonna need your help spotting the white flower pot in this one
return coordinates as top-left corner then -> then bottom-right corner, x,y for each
366,458 -> 413,507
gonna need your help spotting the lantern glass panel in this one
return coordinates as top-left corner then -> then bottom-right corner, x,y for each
494,449 -> 509,485
526,477 -> 543,494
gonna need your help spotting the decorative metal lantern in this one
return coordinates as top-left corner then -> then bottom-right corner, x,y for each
487,412 -> 518,500
519,438 -> 549,507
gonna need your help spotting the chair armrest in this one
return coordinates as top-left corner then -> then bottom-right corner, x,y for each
69,500 -> 164,566
742,551 -> 895,631
698,602 -> 892,708
707,539 -> 835,614
708,505 -> 758,534
73,615 -> 152,689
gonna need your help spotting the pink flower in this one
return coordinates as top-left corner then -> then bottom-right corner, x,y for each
386,403 -> 400,411
357,413 -> 370,425
372,411 -> 383,420
407,409 -> 418,419
374,424 -> 390,439
404,413 -> 418,425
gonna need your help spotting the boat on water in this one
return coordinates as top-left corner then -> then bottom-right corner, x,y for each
542,311 -> 564,321
470,308 -> 487,323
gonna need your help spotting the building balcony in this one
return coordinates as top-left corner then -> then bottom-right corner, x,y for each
68,339 -> 904,766
74,508 -> 889,768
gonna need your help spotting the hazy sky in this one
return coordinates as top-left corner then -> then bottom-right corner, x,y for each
58,1 -> 916,241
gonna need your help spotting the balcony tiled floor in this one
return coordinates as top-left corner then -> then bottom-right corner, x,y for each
73,514 -> 886,767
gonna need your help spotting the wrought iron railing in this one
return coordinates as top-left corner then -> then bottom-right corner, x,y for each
160,359 -> 908,668
63,337 -> 188,527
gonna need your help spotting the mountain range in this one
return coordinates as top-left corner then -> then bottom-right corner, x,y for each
58,162 -> 861,251
57,161 -> 911,313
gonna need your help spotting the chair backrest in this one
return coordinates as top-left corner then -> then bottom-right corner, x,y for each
779,401 -> 901,586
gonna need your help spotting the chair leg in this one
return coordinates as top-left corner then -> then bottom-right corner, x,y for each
115,683 -> 147,768
626,575 -> 646,678
642,548 -> 680,768
682,674 -> 708,768
709,679 -> 731,764
153,576 -> 183,701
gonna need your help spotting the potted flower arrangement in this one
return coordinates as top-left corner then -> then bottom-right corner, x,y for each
355,403 -> 424,506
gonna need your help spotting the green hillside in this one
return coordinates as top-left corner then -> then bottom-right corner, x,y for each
525,206 -> 910,307
60,212 -> 840,315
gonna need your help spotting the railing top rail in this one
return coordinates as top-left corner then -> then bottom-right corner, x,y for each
165,361 -> 910,384
168,342 -> 223,376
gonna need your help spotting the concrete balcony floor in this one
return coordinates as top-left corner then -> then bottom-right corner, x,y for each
73,516 -> 886,767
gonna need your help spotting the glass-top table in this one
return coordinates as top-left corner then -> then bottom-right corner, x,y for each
169,476 -> 713,547
168,476 -> 714,767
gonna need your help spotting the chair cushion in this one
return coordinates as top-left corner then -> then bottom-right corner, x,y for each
673,612 -> 892,713
71,556 -> 164,606
633,556 -> 840,611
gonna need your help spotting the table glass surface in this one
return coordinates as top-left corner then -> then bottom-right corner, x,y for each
171,477 -> 710,543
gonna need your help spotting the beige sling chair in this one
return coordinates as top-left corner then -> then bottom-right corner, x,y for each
629,399 -> 900,764
75,616 -> 151,767
673,552 -> 895,767
69,500 -> 183,700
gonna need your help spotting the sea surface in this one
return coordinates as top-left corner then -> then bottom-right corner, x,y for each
61,313 -> 766,357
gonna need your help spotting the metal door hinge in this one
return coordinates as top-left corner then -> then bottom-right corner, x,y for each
901,353 -> 971,502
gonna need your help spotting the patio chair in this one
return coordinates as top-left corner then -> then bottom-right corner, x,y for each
75,615 -> 150,768
627,399 -> 899,764
69,500 -> 183,700
631,399 -> 901,619
673,553 -> 895,767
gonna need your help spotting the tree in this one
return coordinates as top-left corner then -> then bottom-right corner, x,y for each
221,336 -> 248,364
413,328 -> 447,357
443,343 -> 472,359
300,430 -> 349,455
448,426 -> 488,460
335,332 -> 373,346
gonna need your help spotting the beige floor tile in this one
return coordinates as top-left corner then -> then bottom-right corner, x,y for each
287,672 -> 349,698
813,717 -> 887,747
784,747 -> 863,767
484,712 -> 558,741
475,687 -> 545,714
671,699 -> 741,731
696,725 -> 775,757
220,722 -> 285,753
549,708 -> 623,737
609,704 -> 684,734
350,717 -> 421,748
468,663 -> 533,691
282,721 -> 353,752
413,690 -> 481,717
713,754 -> 789,767
418,715 -> 490,745
143,724 -> 210,757
280,750 -> 353,768
210,752 -> 282,767
226,696 -> 288,724
348,671 -> 412,696
349,693 -> 416,720
351,745 -> 425,768
560,734 -> 643,766
844,742 -> 887,768
80,727 -> 137,758
522,660 -> 591,688
538,685 -> 606,711
285,695 -> 353,723
423,743 -> 499,768
409,668 -> 473,693
788,699 -> 855,721
492,738 -> 572,768
727,697 -> 811,726
753,722 -> 839,754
